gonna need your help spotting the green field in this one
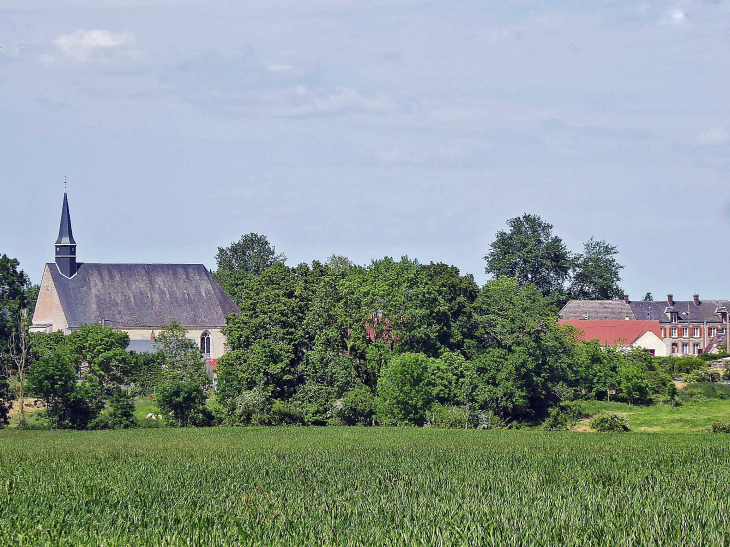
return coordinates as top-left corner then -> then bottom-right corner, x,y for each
1,427 -> 730,546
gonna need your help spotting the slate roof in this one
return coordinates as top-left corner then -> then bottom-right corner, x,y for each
629,300 -> 730,324
559,320 -> 662,346
48,263 -> 239,328
55,193 -> 76,245
559,300 -> 635,321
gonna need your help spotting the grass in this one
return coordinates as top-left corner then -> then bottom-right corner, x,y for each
1,427 -> 730,546
581,399 -> 730,433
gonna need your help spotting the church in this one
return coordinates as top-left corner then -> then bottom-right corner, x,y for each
30,192 -> 240,361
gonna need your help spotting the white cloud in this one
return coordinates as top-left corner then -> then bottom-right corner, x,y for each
286,87 -> 398,116
55,29 -> 133,61
690,127 -> 730,146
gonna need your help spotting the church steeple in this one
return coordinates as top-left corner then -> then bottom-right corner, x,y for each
55,191 -> 78,278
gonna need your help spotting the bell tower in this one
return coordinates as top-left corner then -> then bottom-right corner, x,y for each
55,191 -> 78,278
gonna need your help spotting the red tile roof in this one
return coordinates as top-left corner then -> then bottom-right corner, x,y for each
559,320 -> 662,346
205,358 -> 217,371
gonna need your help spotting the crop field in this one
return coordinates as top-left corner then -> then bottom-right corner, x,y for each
1,428 -> 729,546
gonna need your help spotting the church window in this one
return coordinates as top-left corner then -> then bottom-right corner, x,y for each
200,331 -> 211,356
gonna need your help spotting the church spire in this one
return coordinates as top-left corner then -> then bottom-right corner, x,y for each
55,190 -> 78,277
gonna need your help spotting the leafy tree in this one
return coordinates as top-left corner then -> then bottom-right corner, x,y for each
27,348 -> 77,427
1,255 -> 36,374
66,324 -> 132,390
337,385 -> 376,426
156,321 -> 210,389
484,214 -> 572,297
157,380 -> 209,427
569,238 -> 624,300
215,233 -> 286,278
108,387 -> 137,429
377,353 -> 434,425
0,373 -> 12,427
62,375 -> 104,430
128,352 -> 164,395
643,292 -> 654,302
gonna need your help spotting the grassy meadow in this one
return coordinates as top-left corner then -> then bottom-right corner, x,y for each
2,426 -> 730,546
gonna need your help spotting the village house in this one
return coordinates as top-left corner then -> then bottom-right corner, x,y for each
30,192 -> 239,365
558,319 -> 668,357
560,295 -> 730,355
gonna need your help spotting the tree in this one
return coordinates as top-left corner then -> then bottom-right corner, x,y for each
0,373 -> 11,428
157,379 -> 209,427
27,348 -> 76,428
108,387 -> 137,429
377,353 -> 434,425
643,292 -> 654,302
569,237 -> 624,300
66,324 -> 131,391
156,321 -> 210,389
1,255 -> 35,370
7,309 -> 31,425
484,214 -> 572,297
215,233 -> 286,278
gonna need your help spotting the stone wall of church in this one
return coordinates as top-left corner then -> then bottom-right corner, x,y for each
30,265 -> 69,333
125,327 -> 229,359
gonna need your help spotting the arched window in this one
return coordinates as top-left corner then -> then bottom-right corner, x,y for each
200,331 -> 211,356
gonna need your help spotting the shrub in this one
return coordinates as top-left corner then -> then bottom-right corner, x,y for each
683,369 -> 721,384
108,387 -> 137,429
678,382 -> 730,403
426,404 -> 470,429
377,353 -> 433,426
542,402 -> 581,431
590,411 -> 630,432
337,386 -> 377,426
709,421 -> 730,433
157,379 -> 210,427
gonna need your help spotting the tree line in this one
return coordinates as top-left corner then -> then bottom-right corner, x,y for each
0,214 -> 711,429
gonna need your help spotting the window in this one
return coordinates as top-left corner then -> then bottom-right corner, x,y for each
671,327 -> 678,338
682,343 -> 689,354
671,344 -> 678,355
671,313 -> 678,323
682,327 -> 689,337
693,327 -> 700,338
711,327 -> 717,337
693,343 -> 700,355
200,331 -> 211,356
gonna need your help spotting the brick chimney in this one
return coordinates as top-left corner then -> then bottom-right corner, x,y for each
667,294 -> 674,306
623,294 -> 630,304
694,294 -> 700,306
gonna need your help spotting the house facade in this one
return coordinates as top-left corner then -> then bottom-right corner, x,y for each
560,294 -> 730,355
31,192 -> 240,360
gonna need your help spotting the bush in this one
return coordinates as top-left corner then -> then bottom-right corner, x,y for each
709,421 -> 730,433
683,369 -> 721,384
590,411 -> 630,432
426,404 -> 470,429
542,402 -> 581,431
337,386 -> 377,426
377,353 -> 433,426
108,388 -> 137,429
0,375 -> 12,428
678,382 -> 730,403
157,380 -> 210,427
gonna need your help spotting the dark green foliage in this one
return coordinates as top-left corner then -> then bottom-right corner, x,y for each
643,292 -> 654,301
29,331 -> 67,362
569,238 -> 624,300
425,403 -> 471,429
683,369 -> 722,383
657,356 -> 705,376
0,374 -> 12,427
157,380 -> 211,427
128,352 -> 164,395
108,387 -> 137,429
377,353 -> 433,426
215,233 -> 287,277
709,421 -> 730,433
337,386 -> 376,426
590,411 -> 630,432
543,401 -> 582,431
678,382 -> 730,403
0,255 -> 36,371
66,324 -> 132,391
27,349 -> 104,429
484,214 -> 573,298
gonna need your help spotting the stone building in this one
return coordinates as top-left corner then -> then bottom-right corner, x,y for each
560,294 -> 730,355
30,192 -> 239,360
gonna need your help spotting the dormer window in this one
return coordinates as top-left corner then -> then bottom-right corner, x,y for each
671,313 -> 678,323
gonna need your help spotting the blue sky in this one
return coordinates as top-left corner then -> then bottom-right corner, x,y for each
1,0 -> 729,301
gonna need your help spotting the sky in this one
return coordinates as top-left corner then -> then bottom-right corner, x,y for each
1,0 -> 729,301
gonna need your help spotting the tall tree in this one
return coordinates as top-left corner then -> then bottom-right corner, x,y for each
484,214 -> 572,297
569,237 -> 624,300
643,292 -> 653,302
66,324 -> 132,391
215,233 -> 286,278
